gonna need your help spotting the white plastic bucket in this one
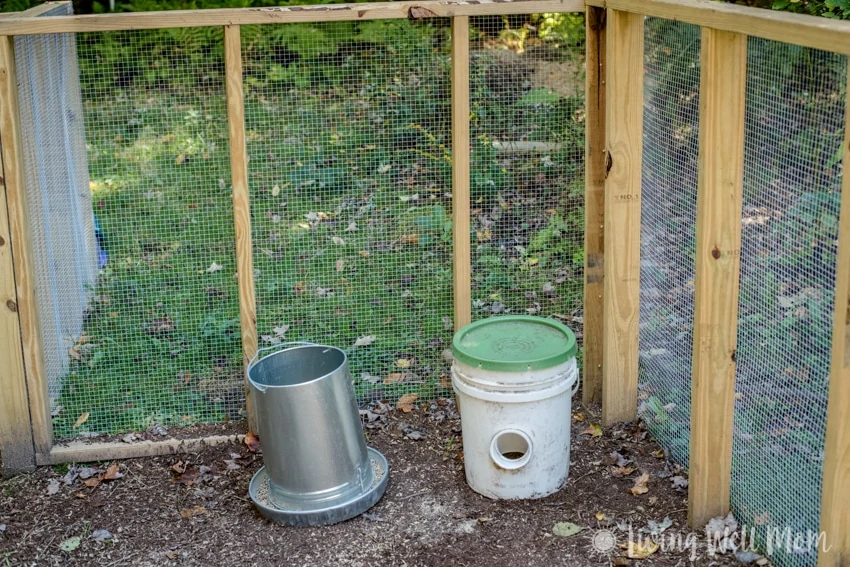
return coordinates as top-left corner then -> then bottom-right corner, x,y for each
451,316 -> 578,500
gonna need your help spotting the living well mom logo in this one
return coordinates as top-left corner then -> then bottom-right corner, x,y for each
588,513 -> 830,563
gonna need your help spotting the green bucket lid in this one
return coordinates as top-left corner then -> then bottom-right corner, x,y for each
452,315 -> 577,372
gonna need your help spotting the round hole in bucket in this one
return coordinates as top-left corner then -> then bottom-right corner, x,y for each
490,429 -> 532,470
250,345 -> 347,388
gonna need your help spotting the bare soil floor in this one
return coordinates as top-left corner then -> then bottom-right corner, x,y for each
1,401 -> 741,567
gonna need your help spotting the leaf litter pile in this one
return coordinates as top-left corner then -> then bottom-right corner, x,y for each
2,402 -> 756,566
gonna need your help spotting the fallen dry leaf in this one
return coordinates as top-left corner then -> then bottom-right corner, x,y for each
552,522 -> 583,537
397,393 -> 419,412
400,234 -> 419,245
651,449 -> 665,459
336,258 -> 345,272
581,424 -> 603,438
384,372 -> 406,384
629,473 -> 650,495
244,431 -> 260,452
572,412 -> 585,422
179,505 -> 208,519
171,461 -> 186,474
352,335 -> 376,348
611,466 -> 636,478
73,412 -> 90,429
395,358 -> 412,369
332,236 -> 345,246
84,463 -> 123,489
621,539 -> 659,559
595,512 -> 606,521
205,262 -> 223,273
173,467 -> 200,486
102,464 -> 123,480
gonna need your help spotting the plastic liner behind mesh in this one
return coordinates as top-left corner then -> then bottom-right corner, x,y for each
638,19 -> 701,466
731,40 -> 847,567
15,2 -> 98,404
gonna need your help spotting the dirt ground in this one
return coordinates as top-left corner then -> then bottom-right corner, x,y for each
1,401 -> 746,567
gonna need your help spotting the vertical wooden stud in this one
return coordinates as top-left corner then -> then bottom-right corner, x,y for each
583,6 -> 606,405
224,25 -> 258,433
452,15 -> 471,332
818,69 -> 850,567
687,28 -> 747,529
0,35 -> 42,471
602,10 -> 643,425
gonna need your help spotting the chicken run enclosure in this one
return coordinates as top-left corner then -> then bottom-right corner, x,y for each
0,0 -> 849,564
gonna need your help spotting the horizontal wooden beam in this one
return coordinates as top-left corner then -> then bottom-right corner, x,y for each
590,0 -> 850,55
36,434 -> 245,465
0,0 -> 583,35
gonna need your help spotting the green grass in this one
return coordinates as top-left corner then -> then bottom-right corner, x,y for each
53,23 -> 586,437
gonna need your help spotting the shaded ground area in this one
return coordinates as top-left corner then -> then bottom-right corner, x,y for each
1,403 -> 741,567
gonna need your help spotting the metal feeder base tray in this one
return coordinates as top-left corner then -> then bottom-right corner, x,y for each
249,446 -> 389,526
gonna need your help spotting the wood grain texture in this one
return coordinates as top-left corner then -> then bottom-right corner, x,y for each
0,0 -> 583,35
0,54 -> 35,472
37,435 -> 245,465
687,28 -> 747,529
452,16 -> 471,331
224,25 -> 258,434
599,0 -> 850,55
818,69 -> 850,567
0,35 -> 49,471
601,10 -> 642,425
583,5 -> 605,405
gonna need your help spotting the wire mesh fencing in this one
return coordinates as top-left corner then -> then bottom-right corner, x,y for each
242,19 -> 455,403
637,19 -> 848,567
242,16 -> 586,403
467,15 -> 585,345
731,40 -> 847,567
49,27 -> 241,437
18,14 -> 586,438
638,18 -> 700,467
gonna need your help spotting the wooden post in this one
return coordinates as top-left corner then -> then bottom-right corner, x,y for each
224,25 -> 258,433
0,35 -> 42,471
452,15 -> 471,331
818,69 -> 850,567
602,10 -> 643,425
583,6 -> 606,405
687,28 -> 747,529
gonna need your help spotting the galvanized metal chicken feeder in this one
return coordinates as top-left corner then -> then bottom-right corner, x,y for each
247,343 -> 388,526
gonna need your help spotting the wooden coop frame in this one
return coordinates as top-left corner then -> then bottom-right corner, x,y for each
0,0 -> 847,562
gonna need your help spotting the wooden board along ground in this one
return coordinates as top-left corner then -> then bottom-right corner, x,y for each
0,402 -> 744,567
